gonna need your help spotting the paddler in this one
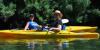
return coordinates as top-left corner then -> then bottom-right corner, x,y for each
24,14 -> 39,30
48,10 -> 63,32
48,10 -> 69,50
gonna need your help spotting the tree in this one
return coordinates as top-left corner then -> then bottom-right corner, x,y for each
0,0 -> 16,22
72,0 -> 91,23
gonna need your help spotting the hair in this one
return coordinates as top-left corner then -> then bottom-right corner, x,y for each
28,14 -> 35,21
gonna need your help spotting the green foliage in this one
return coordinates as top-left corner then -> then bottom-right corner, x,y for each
0,0 -> 92,24
0,0 -> 99,26
0,0 -> 16,21
22,0 -> 54,24
77,16 -> 83,23
0,3 -> 16,17
72,0 -> 91,23
72,0 -> 90,16
91,9 -> 100,16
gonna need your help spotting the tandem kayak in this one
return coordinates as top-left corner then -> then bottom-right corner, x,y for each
0,30 -> 99,39
0,26 -> 98,43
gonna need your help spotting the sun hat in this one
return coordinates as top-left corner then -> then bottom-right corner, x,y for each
55,10 -> 61,13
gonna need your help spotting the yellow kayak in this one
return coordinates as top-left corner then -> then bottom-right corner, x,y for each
0,30 -> 99,39
66,26 -> 97,32
0,26 -> 98,43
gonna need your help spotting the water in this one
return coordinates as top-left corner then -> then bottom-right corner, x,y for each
0,39 -> 99,50
0,39 -> 69,50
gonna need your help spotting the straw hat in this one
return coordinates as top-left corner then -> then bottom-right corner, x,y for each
54,10 -> 63,19
54,10 -> 61,13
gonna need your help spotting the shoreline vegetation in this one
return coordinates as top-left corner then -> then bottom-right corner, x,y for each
0,0 -> 100,30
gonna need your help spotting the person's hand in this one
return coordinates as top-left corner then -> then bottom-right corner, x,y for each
49,28 -> 54,31
39,25 -> 42,28
49,28 -> 60,32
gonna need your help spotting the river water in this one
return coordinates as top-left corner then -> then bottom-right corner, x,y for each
0,39 -> 99,50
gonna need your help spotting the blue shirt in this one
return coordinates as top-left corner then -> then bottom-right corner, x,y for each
28,21 -> 39,30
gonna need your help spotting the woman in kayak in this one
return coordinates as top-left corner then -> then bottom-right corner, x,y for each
24,14 -> 39,30
49,10 -> 63,32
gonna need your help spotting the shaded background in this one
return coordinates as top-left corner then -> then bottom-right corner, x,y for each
0,0 -> 100,29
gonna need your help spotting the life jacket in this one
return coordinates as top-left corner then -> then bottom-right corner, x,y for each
28,21 -> 39,30
48,19 -> 67,30
61,24 -> 66,30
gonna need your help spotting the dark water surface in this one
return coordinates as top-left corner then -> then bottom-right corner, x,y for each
0,39 -> 99,50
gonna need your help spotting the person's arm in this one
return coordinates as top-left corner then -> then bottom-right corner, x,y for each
24,22 -> 29,30
49,25 -> 62,31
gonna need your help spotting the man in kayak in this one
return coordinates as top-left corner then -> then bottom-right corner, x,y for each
24,14 -> 39,30
48,10 -> 69,50
48,10 -> 63,32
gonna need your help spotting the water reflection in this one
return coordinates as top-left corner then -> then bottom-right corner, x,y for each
0,39 -> 70,50
0,39 -> 99,50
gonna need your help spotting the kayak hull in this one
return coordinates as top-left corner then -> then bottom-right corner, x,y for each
0,30 -> 99,39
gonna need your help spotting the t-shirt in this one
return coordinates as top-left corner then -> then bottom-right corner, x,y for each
48,16 -> 66,30
28,21 -> 39,30
49,19 -> 62,28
